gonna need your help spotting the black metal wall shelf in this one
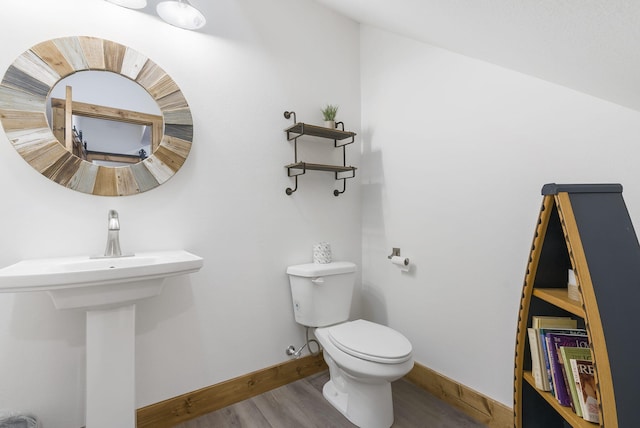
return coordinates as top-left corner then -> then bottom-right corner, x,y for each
283,110 -> 357,196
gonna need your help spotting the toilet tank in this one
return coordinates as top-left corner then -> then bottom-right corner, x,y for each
286,261 -> 356,327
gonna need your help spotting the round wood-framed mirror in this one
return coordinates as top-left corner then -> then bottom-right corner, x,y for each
0,36 -> 193,196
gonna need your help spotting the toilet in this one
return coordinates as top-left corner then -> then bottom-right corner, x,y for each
287,261 -> 414,428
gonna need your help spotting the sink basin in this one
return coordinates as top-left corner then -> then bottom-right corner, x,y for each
0,250 -> 203,310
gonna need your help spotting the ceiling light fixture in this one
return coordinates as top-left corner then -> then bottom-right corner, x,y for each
156,0 -> 206,30
104,0 -> 147,9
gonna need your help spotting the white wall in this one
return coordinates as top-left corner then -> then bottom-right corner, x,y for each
0,1 -> 360,426
360,25 -> 640,406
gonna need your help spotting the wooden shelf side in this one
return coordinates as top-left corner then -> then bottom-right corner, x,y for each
514,195 -> 556,427
557,189 -> 640,428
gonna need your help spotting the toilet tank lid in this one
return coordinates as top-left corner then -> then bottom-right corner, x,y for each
286,261 -> 356,277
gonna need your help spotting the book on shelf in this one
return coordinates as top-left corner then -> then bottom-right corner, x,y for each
558,359 -> 576,413
570,359 -> 599,423
527,328 -> 547,390
559,346 -> 592,417
545,331 -> 588,407
538,327 -> 585,396
528,316 -> 577,391
537,327 -> 583,394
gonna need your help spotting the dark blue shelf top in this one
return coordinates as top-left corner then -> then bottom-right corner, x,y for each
541,183 -> 623,195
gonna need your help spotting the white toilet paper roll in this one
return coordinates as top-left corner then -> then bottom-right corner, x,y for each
391,256 -> 410,272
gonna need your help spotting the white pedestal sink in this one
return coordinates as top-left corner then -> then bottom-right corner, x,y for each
0,250 -> 203,428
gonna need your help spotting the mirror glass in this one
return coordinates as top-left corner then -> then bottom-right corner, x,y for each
47,71 -> 162,166
0,36 -> 193,196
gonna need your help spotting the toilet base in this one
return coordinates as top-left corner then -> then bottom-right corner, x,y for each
322,377 -> 393,428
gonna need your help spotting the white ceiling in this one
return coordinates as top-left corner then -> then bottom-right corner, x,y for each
315,0 -> 640,111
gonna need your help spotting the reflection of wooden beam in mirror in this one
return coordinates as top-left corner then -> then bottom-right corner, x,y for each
51,95 -> 163,158
87,152 -> 142,164
65,86 -> 72,152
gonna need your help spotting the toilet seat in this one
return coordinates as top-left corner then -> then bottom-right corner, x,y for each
327,319 -> 412,364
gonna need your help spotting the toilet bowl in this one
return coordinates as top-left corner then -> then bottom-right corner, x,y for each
286,262 -> 414,428
315,319 -> 414,428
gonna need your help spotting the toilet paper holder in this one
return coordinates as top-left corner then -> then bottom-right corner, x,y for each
388,247 -> 410,270
387,248 -> 401,259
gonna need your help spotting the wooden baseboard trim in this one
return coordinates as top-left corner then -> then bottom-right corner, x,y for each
137,355 -> 513,428
136,354 -> 327,428
406,362 -> 513,428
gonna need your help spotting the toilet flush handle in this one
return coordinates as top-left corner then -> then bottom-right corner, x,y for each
311,277 -> 324,285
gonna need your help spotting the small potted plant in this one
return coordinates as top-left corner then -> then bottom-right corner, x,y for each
321,104 -> 338,128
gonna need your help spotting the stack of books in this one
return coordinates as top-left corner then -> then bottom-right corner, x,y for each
527,315 -> 598,423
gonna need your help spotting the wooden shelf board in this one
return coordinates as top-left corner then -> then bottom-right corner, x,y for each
533,288 -> 585,318
285,122 -> 356,141
523,371 -> 597,428
285,162 -> 356,173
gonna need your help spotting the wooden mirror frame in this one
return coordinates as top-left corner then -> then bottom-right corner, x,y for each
0,36 -> 193,196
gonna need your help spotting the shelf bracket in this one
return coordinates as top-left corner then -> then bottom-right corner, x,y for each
285,110 -> 299,195
334,121 -> 352,197
286,176 -> 298,195
333,168 -> 355,197
286,162 -> 307,195
284,111 -> 303,141
283,110 -> 297,124
334,121 -> 355,147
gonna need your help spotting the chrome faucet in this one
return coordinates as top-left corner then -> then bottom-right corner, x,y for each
104,210 -> 122,258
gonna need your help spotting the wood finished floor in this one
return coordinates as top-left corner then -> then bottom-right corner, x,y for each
175,370 -> 486,427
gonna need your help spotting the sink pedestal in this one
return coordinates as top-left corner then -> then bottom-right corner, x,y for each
86,304 -> 136,428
